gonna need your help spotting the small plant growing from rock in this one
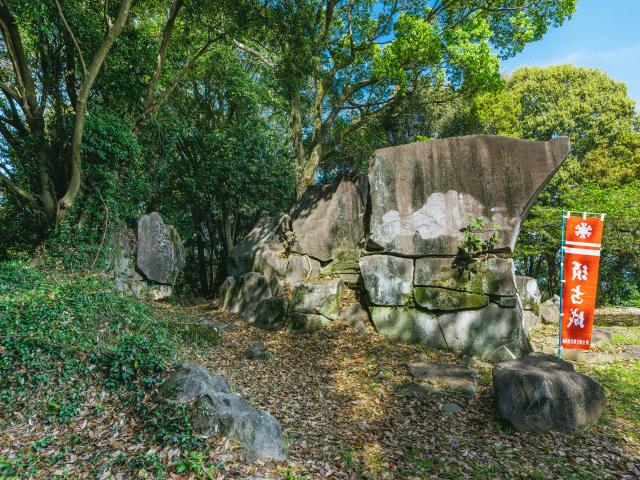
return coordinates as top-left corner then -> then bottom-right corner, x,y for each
454,215 -> 502,275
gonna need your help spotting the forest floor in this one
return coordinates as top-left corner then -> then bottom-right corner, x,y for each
175,302 -> 640,479
1,284 -> 638,479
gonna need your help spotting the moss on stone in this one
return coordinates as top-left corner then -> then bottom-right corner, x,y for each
414,287 -> 488,311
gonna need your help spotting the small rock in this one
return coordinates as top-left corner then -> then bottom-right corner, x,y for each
245,342 -> 270,360
442,403 -> 462,415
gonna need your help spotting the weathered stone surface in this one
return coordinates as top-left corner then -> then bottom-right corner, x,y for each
339,303 -> 369,332
414,287 -> 488,311
321,248 -> 361,284
438,303 -> 530,361
227,214 -> 290,279
183,317 -> 222,344
540,295 -> 560,325
407,362 -> 478,397
157,362 -> 230,402
148,285 -> 172,301
254,297 -> 289,331
497,296 -> 517,308
522,310 -> 540,333
192,392 -> 285,461
442,403 -> 462,415
137,212 -> 185,285
219,272 -> 272,316
516,276 -> 541,314
369,307 -> 447,348
398,383 -> 444,400
285,254 -> 321,286
288,312 -> 331,332
290,172 -> 368,262
290,279 -> 343,320
360,255 -> 413,306
493,353 -> 607,433
413,257 -> 517,296
159,362 -> 285,461
368,135 -> 570,256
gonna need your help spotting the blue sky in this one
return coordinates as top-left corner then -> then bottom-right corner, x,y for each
501,0 -> 640,109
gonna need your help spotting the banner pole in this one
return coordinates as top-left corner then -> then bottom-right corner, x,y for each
558,210 -> 567,358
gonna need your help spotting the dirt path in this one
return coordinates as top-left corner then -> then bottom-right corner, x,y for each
181,302 -> 640,479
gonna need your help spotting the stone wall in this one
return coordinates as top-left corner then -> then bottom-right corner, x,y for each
221,135 -> 570,361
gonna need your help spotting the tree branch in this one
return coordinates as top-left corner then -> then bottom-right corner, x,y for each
0,167 -> 33,203
143,0 -> 184,114
232,39 -> 275,69
134,37 -> 217,127
0,0 -> 41,128
57,0 -> 134,221
54,0 -> 87,77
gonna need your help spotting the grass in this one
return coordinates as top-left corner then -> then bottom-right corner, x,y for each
587,360 -> 640,441
0,261 -> 220,478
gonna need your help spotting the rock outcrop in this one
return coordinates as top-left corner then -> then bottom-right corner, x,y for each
108,212 -> 185,300
516,275 -> 542,331
359,136 -> 569,360
158,362 -> 285,461
290,172 -> 368,262
367,135 -> 570,256
540,295 -> 561,325
221,135 -> 569,361
220,174 -> 366,331
493,353 -> 607,433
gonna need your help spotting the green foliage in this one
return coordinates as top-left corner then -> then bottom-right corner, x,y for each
473,65 -> 640,302
0,260 -> 172,421
459,215 -> 502,257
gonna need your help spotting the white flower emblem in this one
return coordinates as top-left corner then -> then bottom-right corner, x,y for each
574,222 -> 592,239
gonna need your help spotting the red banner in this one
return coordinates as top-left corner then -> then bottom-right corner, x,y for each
561,215 -> 604,350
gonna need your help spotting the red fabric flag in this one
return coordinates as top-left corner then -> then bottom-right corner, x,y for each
561,215 -> 604,350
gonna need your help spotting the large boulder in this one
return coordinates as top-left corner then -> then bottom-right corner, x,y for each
290,172 -> 368,262
137,212 -> 185,285
493,353 -> 607,433
290,279 -> 343,320
158,362 -> 285,461
254,297 -> 289,331
540,295 -> 560,325
414,257 -> 517,296
369,307 -> 447,349
227,214 -> 290,280
219,272 -> 272,317
370,303 -> 529,361
438,303 -> 530,361
368,135 -> 570,256
516,275 -> 541,331
157,362 -> 230,401
359,255 -> 413,305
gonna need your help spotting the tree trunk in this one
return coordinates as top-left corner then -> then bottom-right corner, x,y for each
291,92 -> 306,197
295,75 -> 324,197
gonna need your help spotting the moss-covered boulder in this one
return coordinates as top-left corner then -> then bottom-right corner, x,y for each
290,279 -> 343,320
414,286 -> 489,310
414,257 -> 517,296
